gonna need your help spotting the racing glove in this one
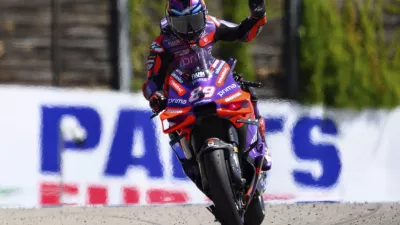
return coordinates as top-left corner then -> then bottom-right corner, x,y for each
249,0 -> 266,19
149,91 -> 166,113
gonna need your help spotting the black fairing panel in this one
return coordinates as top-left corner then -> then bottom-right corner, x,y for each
190,102 -> 248,155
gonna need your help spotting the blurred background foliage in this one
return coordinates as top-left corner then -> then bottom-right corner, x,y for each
129,0 -> 165,91
128,0 -> 283,91
219,0 -> 256,81
299,0 -> 400,109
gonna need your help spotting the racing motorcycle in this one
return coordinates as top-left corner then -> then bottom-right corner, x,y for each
151,46 -> 268,225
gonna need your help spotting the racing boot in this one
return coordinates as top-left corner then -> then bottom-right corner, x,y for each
257,116 -> 272,171
249,89 -> 272,172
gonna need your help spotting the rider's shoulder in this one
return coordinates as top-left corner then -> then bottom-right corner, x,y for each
206,15 -> 221,27
207,15 -> 239,28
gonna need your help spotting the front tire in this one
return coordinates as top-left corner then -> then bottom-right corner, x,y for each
204,149 -> 242,225
244,194 -> 265,225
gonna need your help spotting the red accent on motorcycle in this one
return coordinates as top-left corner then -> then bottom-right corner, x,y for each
168,77 -> 186,96
216,91 -> 252,118
223,101 -> 249,111
227,102 -> 241,110
160,106 -> 194,134
162,114 -> 196,134
216,64 -> 230,87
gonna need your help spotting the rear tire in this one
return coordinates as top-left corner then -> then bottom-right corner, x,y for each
204,149 -> 242,225
244,194 -> 265,225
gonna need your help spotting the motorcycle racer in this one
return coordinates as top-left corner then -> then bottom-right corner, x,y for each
142,0 -> 272,172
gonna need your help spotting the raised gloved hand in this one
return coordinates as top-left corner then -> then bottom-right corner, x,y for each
149,91 -> 166,113
249,0 -> 266,19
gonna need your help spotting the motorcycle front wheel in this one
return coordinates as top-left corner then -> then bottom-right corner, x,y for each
244,194 -> 265,225
204,149 -> 243,225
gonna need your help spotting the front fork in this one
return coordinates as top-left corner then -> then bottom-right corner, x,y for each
169,128 -> 266,211
166,120 -> 266,222
169,131 -> 245,196
168,132 -> 200,186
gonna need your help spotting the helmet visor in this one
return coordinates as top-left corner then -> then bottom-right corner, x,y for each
169,11 -> 206,34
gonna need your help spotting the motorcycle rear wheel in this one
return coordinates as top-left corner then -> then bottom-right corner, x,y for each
204,149 -> 243,225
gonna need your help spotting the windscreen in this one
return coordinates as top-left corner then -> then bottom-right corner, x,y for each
192,45 -> 211,76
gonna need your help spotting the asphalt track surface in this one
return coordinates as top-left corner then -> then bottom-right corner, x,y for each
0,203 -> 399,225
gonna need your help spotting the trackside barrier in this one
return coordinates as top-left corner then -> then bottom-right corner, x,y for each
0,85 -> 399,208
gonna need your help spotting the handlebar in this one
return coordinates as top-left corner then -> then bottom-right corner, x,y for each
233,72 -> 263,88
241,80 -> 262,88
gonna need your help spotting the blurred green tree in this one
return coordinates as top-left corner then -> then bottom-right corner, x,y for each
129,0 -> 165,91
218,0 -> 255,81
299,0 -> 400,109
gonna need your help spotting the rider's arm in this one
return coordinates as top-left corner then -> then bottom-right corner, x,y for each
142,35 -> 174,100
213,0 -> 266,42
